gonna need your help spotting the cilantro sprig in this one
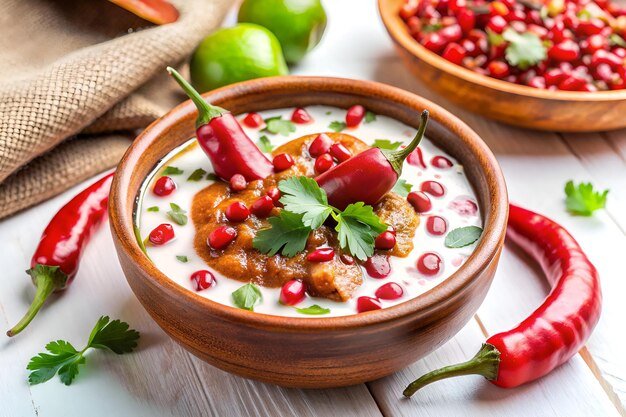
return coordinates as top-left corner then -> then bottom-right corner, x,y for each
502,28 -> 547,70
564,180 -> 608,216
252,177 -> 387,261
263,116 -> 296,136
27,316 -> 139,386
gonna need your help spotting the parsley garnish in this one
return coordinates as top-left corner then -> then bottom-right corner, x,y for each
187,168 -> 207,181
392,179 -> 413,197
232,283 -> 263,311
296,304 -> 331,315
373,139 -> 403,150
264,116 -> 296,136
422,23 -> 442,33
167,203 -> 188,225
564,180 -> 608,216
329,121 -> 347,132
503,29 -> 547,70
27,316 -> 139,386
278,176 -> 333,229
445,226 -> 483,248
162,166 -> 183,176
365,111 -> 377,123
325,111 -> 332,115
257,135 -> 274,152
176,255 -> 189,263
253,211 -> 311,257
333,202 -> 386,261
147,206 -> 159,212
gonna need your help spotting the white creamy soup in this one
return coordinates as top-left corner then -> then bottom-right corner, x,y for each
135,105 -> 482,317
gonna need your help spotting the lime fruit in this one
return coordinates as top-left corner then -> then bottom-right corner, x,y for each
238,0 -> 327,64
189,23 -> 288,92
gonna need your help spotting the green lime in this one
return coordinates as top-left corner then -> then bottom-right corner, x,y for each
190,23 -> 288,92
238,0 -> 327,64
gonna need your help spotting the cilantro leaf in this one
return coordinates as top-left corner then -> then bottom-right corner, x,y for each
365,111 -> 377,123
176,255 -> 189,263
335,202 -> 388,261
503,28 -> 547,70
609,34 -> 626,48
253,211 -> 311,257
329,121 -> 347,132
146,206 -> 159,212
162,166 -> 183,176
392,179 -> 413,197
167,203 -> 188,226
445,226 -> 483,248
264,117 -> 296,136
232,283 -> 263,311
206,173 -> 219,181
278,176 -> 332,229
257,135 -> 274,152
373,139 -> 403,150
27,316 -> 139,386
187,168 -> 207,181
564,180 -> 608,216
296,304 -> 331,315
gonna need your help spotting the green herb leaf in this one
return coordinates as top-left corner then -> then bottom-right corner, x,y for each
335,202 -> 388,261
295,304 -> 331,315
422,23 -> 442,33
253,211 -> 311,257
187,168 -> 207,182
257,135 -> 274,152
27,316 -> 139,386
445,226 -> 483,248
503,28 -> 547,70
146,206 -> 159,212
167,203 -> 188,226
232,283 -> 263,311
162,166 -> 183,176
392,179 -> 413,197
487,28 -> 505,46
325,111 -> 332,115
264,117 -> 296,136
176,255 -> 189,263
329,121 -> 347,132
609,34 -> 626,48
564,180 -> 609,216
278,176 -> 332,229
373,139 -> 403,151
206,172 -> 219,181
365,111 -> 377,123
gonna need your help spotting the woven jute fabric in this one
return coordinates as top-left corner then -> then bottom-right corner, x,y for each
0,0 -> 231,219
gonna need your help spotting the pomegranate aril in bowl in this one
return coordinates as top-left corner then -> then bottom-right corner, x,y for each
309,133 -> 333,157
153,176 -> 176,196
273,153 -> 295,172
149,223 -> 175,245
345,105 -> 366,127
191,270 -> 216,291
280,279 -> 306,305
329,143 -> 352,162
242,112 -> 264,128
291,108 -> 313,124
357,296 -> 382,313
225,201 -> 250,222
208,226 -> 237,250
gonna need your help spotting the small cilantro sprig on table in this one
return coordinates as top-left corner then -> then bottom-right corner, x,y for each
27,316 -> 139,386
564,180 -> 609,216
252,176 -> 387,261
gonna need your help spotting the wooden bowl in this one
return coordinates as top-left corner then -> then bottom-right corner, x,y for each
379,0 -> 626,132
109,76 -> 508,388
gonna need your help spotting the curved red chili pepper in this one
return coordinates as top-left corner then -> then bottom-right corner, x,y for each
403,204 -> 602,396
316,111 -> 429,210
6,173 -> 113,337
168,67 -> 273,182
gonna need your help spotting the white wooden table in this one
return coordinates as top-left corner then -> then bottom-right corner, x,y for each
2,1 -> 626,416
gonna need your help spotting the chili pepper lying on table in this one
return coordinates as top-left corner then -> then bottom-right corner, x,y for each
167,67 -> 274,182
316,110 -> 429,210
6,173 -> 114,337
404,204 -> 602,396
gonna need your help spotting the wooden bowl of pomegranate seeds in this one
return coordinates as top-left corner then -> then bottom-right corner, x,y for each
379,0 -> 626,132
109,76 -> 508,388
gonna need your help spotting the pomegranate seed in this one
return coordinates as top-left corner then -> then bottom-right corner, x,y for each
407,191 -> 432,213
592,50 -> 623,69
190,270 -> 216,291
266,187 -> 281,203
225,201 -> 250,222
426,216 -> 448,236
400,0 -> 418,19
442,43 -> 466,65
149,223 -> 175,245
548,40 -> 580,61
375,231 -> 397,250
545,68 -> 567,86
528,76 -> 547,89
314,153 -> 334,174
330,143 -> 352,162
208,226 -> 237,250
242,112 -> 264,128
549,20 -> 567,43
364,254 -> 392,278
488,60 -> 511,78
357,296 -> 382,313
340,253 -> 355,265
421,32 -> 447,53
577,18 -> 605,36
309,133 -> 333,157
431,155 -> 453,169
420,180 -> 445,197
449,0 -> 466,14
457,9 -> 475,33
487,15 -> 507,34
583,34 -> 607,54
273,153 -> 295,172
417,252 -> 442,276
558,74 -> 586,91
528,24 -> 548,38
229,174 -> 247,191
346,105 -> 366,127
386,225 -> 397,235
375,282 -> 404,300
291,107 -> 313,124
280,279 -> 306,305
307,248 -> 335,262
250,196 -> 274,218
153,176 -> 176,196
440,24 -> 462,42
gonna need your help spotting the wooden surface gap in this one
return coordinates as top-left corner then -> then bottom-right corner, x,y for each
579,347 -> 626,417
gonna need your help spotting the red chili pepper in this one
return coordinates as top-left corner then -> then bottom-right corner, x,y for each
403,204 -> 602,396
167,67 -> 273,182
316,111 -> 428,210
6,173 -> 114,337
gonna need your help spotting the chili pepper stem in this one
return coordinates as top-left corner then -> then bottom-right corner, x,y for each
403,343 -> 501,398
166,67 -> 228,128
383,110 -> 429,176
6,265 -> 68,337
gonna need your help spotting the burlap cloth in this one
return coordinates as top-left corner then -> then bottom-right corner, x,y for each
0,0 -> 232,219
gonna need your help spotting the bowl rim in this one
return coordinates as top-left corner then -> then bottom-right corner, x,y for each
378,0 -> 626,103
109,75 -> 508,331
